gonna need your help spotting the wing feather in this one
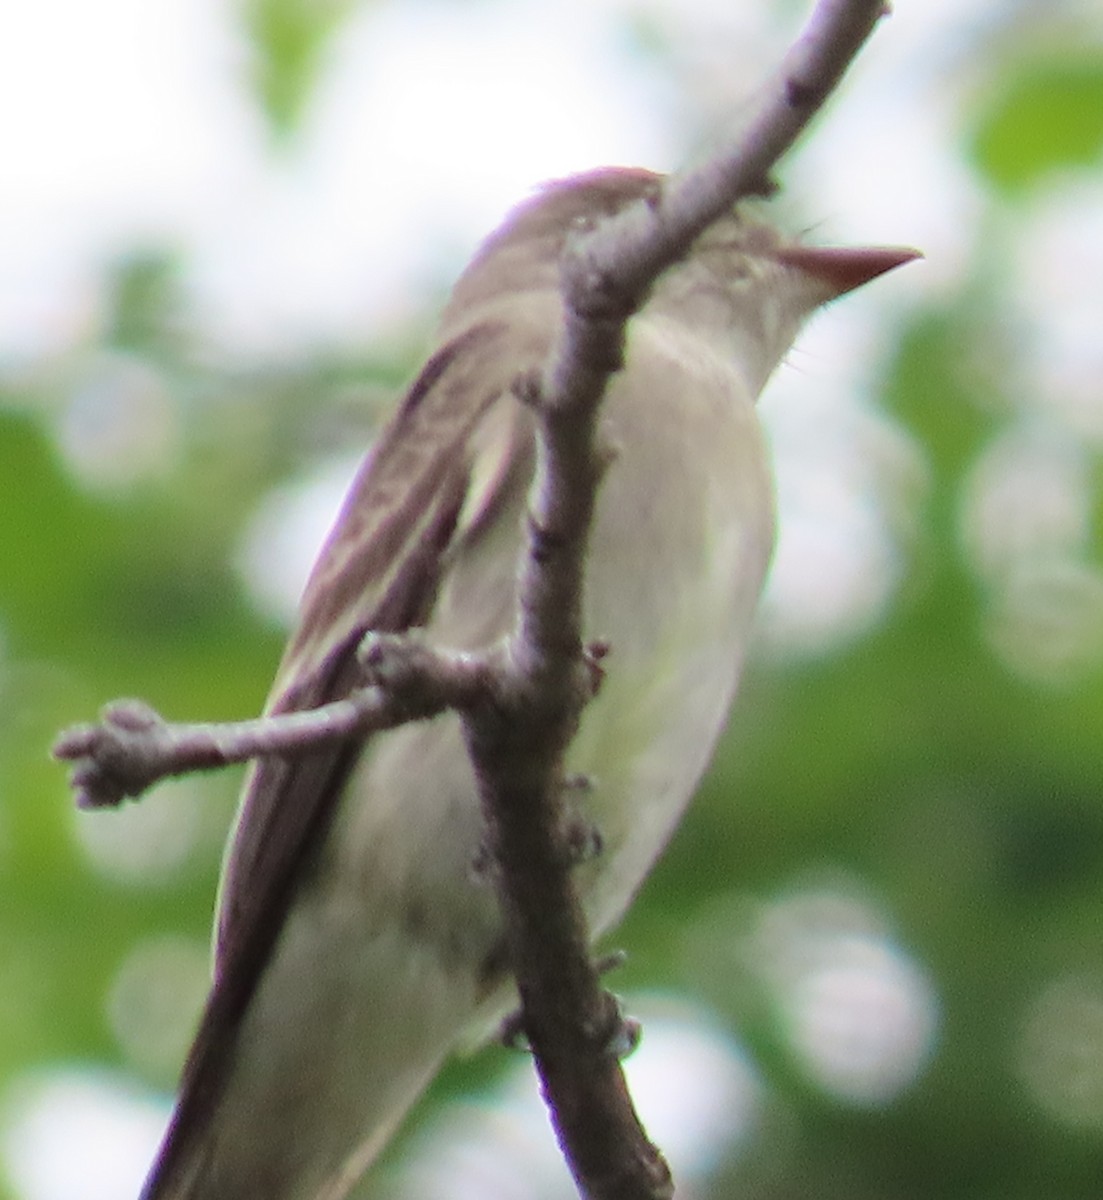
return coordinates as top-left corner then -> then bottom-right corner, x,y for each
142,317 -> 521,1199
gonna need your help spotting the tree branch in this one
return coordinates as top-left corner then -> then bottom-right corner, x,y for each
464,6 -> 892,1196
53,3 -> 891,1197
53,636 -> 492,810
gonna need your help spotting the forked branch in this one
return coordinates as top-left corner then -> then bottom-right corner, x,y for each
54,4 -> 892,1197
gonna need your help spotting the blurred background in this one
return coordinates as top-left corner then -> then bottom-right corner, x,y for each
2,0 -> 1102,1196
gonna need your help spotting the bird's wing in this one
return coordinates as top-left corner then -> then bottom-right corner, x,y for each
141,317 -> 533,1199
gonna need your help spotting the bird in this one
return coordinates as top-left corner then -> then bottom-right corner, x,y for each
141,166 -> 917,1199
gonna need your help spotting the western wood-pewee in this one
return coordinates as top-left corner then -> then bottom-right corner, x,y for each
143,167 -> 916,1199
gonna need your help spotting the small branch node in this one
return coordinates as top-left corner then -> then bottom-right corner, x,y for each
562,771 -> 595,795
583,639 -> 611,695
511,369 -> 544,409
356,630 -> 426,690
594,949 -> 628,978
468,838 -> 497,886
606,1013 -> 642,1061
526,512 -> 568,566
498,1008 -> 532,1053
53,699 -> 173,810
561,810 -> 604,867
593,436 -> 620,478
561,239 -> 647,325
356,631 -> 492,717
583,991 -> 640,1061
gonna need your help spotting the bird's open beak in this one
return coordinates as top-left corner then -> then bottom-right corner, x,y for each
775,244 -> 922,297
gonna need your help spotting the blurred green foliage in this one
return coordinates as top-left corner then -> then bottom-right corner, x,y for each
971,54 -> 1103,195
3,4 -> 1103,1200
242,0 -> 362,139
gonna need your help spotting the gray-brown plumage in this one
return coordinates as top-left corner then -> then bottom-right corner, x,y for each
142,168 -> 915,1200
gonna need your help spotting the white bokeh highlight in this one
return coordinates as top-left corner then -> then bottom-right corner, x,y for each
235,452 -> 363,626
386,999 -> 760,1200
757,309 -> 926,656
0,1071 -> 168,1200
53,351 -> 182,489
107,935 -> 212,1082
1019,974 -> 1103,1130
744,883 -> 939,1105
71,776 -> 211,885
961,423 -> 1103,682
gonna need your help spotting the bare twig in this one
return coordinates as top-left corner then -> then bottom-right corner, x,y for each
53,637 -> 491,810
549,0 -> 891,397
